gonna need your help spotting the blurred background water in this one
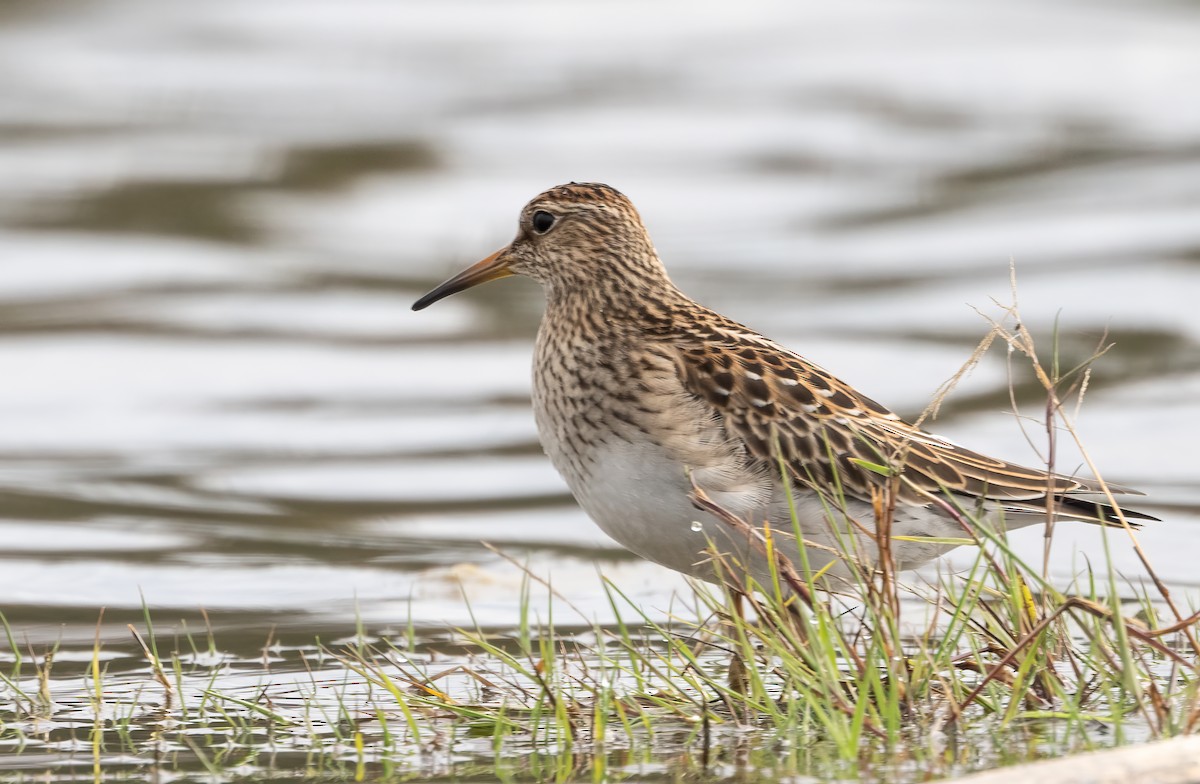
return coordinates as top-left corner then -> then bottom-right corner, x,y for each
1,0 -> 1199,647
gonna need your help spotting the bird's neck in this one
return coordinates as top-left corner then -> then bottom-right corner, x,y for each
542,272 -> 686,335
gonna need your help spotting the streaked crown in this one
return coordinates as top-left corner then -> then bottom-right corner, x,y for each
507,182 -> 666,289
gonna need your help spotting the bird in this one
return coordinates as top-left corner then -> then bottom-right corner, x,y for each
412,182 -> 1156,590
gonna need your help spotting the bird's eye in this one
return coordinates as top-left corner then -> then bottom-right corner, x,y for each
531,210 -> 556,234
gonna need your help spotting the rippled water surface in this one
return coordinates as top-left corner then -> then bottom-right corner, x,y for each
2,0 -> 1200,776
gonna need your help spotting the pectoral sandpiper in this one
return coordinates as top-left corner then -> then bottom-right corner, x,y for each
412,183 -> 1155,587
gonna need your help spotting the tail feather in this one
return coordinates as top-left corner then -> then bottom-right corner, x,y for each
1057,494 -> 1160,526
996,494 -> 1159,528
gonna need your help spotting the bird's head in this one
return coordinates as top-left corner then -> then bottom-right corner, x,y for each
412,182 -> 666,311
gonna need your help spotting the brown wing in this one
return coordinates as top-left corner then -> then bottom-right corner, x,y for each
670,324 -> 1152,523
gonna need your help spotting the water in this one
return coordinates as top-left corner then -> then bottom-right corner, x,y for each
1,0 -> 1199,777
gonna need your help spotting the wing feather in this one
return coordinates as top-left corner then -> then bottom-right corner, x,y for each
669,323 -> 1155,525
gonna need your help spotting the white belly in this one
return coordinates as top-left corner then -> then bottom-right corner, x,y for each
568,441 -> 723,577
550,438 -> 971,586
555,439 -> 841,583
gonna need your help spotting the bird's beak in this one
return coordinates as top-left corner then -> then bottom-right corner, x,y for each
411,248 -> 514,311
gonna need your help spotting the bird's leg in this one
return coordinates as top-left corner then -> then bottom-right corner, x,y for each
726,589 -> 750,696
723,588 -> 755,729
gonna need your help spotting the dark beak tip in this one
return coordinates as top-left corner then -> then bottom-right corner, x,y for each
412,284 -> 458,312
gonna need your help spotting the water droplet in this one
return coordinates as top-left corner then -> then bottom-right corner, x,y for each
690,520 -> 703,532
